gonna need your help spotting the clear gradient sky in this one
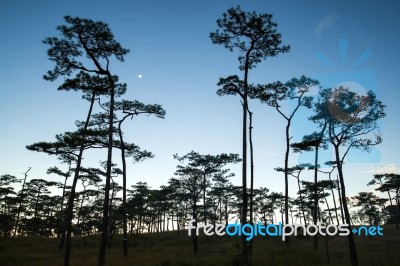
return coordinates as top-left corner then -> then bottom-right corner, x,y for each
1,0 -> 399,198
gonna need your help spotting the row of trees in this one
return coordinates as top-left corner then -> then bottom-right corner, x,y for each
1,165 -> 398,237
0,6 -> 395,266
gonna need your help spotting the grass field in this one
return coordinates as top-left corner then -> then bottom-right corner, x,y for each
1,225 -> 399,266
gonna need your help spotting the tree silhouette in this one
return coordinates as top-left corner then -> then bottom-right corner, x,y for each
291,129 -> 330,250
348,192 -> 387,225
313,86 -> 386,266
369,173 -> 400,228
247,108 -> 255,255
276,164 -> 311,226
317,165 -> 341,225
113,99 -> 165,256
255,75 -> 317,244
75,167 -> 103,241
174,151 -> 239,254
166,178 -> 188,235
22,179 -> 60,236
210,172 -> 235,226
0,174 -> 20,237
43,16 -> 129,266
128,182 -> 151,235
47,165 -> 74,236
210,6 -> 289,264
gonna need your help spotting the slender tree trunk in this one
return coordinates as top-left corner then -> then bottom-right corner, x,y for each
14,167 -> 31,237
290,210 -> 294,224
296,176 -> 307,226
34,190 -> 41,219
76,188 -> 86,227
337,175 -> 345,224
334,145 -> 358,266
328,171 -> 340,225
98,73 -> 116,266
202,172 -> 207,225
313,146 -> 319,250
381,182 -> 399,229
219,198 -> 222,224
64,91 -> 96,266
163,210 -> 166,232
192,186 -> 198,255
177,212 -> 180,236
248,109 -> 254,258
225,198 -> 228,226
284,121 -> 290,244
107,178 -> 117,248
313,122 -> 326,249
324,196 -> 334,224
118,117 -> 129,257
58,163 -> 71,238
172,212 -> 174,231
241,95 -> 249,265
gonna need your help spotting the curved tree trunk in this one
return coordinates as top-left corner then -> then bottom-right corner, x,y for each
328,170 -> 340,225
118,117 -> 129,257
58,162 -> 71,238
334,145 -> 358,266
336,175 -> 345,224
63,91 -> 96,266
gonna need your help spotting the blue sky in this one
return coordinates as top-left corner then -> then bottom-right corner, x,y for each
0,0 -> 399,199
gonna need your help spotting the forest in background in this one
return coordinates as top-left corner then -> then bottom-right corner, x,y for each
0,6 -> 399,266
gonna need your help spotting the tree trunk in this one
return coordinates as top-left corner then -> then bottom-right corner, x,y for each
297,176 -> 307,226
248,109 -> 254,257
58,163 -> 71,238
336,175 -> 345,224
225,198 -> 228,226
328,171 -> 340,225
334,145 -> 358,266
284,120 -> 290,244
203,173 -> 207,225
76,188 -> 86,227
382,182 -> 399,229
313,146 -> 319,250
98,73 -> 116,266
241,96 -> 249,265
64,91 -> 96,266
171,212 -> 174,231
14,167 -> 31,237
324,196 -> 334,224
177,212 -> 180,236
118,117 -> 128,257
192,186 -> 198,255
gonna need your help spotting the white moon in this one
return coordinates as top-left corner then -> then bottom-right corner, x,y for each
138,74 -> 143,79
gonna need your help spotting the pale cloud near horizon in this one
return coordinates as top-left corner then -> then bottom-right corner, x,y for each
315,14 -> 339,37
364,163 -> 400,175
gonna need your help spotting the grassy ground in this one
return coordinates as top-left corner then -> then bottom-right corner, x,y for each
0,225 -> 399,266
